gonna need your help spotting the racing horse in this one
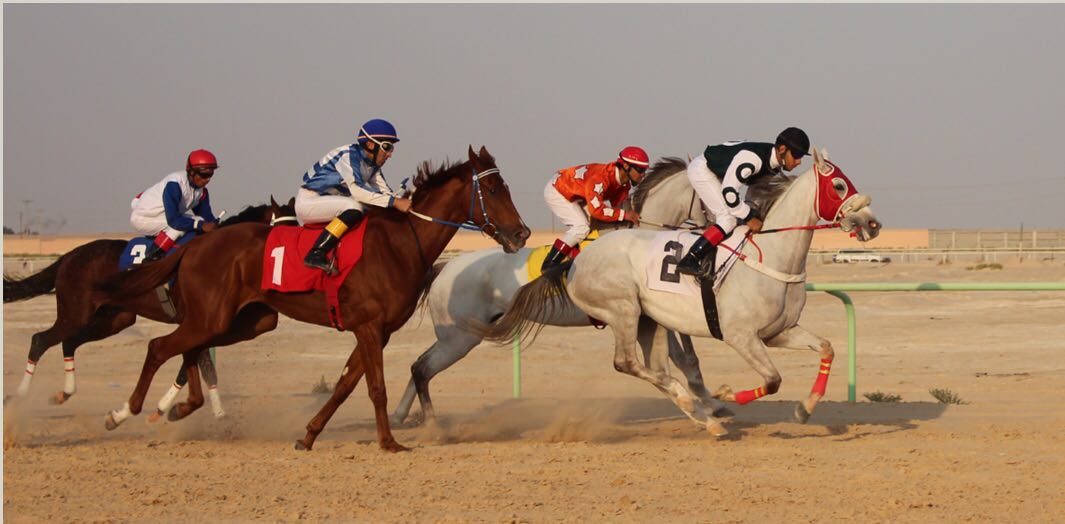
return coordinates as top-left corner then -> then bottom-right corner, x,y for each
92,146 -> 529,452
392,157 -> 737,425
478,148 -> 881,436
4,197 -> 295,413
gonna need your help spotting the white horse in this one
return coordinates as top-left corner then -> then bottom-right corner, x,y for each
391,158 -> 730,424
478,149 -> 881,436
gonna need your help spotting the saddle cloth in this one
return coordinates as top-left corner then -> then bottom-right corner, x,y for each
261,220 -> 368,293
524,230 -> 600,281
118,233 -> 196,271
644,226 -> 748,297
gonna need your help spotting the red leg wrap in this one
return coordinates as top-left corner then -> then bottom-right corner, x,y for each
811,358 -> 833,396
734,386 -> 767,405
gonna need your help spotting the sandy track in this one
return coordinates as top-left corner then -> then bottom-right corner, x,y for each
5,262 -> 1065,522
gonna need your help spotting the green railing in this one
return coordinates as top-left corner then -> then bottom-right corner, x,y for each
511,282 -> 1065,402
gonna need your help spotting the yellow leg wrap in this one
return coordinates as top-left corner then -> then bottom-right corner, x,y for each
324,218 -> 349,238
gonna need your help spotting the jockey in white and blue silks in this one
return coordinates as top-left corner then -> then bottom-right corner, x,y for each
130,149 -> 220,263
676,127 -> 810,276
296,118 -> 413,273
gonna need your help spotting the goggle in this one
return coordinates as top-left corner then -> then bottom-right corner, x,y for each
360,127 -> 396,153
190,166 -> 216,178
622,161 -> 647,174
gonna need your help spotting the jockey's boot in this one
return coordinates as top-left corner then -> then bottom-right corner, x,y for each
143,231 -> 177,263
676,226 -> 726,277
540,239 -> 572,273
304,209 -> 363,275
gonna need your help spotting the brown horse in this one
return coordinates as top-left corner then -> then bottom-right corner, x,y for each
3,197 -> 295,408
93,146 -> 529,452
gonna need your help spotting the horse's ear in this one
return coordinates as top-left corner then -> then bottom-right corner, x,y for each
812,146 -> 825,170
270,195 -> 279,207
287,196 -> 295,209
478,145 -> 494,163
821,148 -> 831,161
468,145 -> 480,167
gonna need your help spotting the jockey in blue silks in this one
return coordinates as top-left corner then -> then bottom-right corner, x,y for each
295,118 -> 413,274
129,149 -> 220,263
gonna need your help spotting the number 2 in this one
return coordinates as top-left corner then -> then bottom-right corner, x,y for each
660,241 -> 683,283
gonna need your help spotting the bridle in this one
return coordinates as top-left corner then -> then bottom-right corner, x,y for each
406,166 -> 504,240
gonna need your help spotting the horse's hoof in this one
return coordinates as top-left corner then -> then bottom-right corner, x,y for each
147,410 -> 164,423
712,384 -> 733,400
794,402 -> 811,424
104,413 -> 120,431
294,440 -> 312,451
49,392 -> 71,405
706,419 -> 729,437
380,440 -> 411,453
212,409 -> 227,420
167,406 -> 183,422
711,406 -> 735,418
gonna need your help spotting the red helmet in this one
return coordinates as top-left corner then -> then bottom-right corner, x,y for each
618,146 -> 649,168
186,149 -> 219,170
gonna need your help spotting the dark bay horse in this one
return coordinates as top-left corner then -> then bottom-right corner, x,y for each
3,197 -> 295,409
93,146 -> 529,452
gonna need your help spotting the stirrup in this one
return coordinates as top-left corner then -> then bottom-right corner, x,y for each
304,253 -> 338,276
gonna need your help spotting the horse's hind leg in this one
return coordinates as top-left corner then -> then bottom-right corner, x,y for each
12,325 -> 65,400
765,324 -> 834,423
151,348 -> 222,422
637,318 -> 728,437
667,331 -> 732,417
105,323 -> 215,430
50,309 -> 136,405
393,328 -> 481,425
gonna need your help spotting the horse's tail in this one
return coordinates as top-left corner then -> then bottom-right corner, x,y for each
3,256 -> 63,303
468,261 -> 573,345
93,246 -> 188,304
417,260 -> 449,311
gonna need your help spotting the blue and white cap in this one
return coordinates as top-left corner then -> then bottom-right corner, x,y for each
357,118 -> 400,146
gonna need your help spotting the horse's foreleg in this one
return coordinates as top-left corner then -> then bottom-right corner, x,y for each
358,326 -> 408,452
719,330 -> 783,407
666,331 -> 732,417
198,348 -> 225,418
765,325 -> 834,423
296,351 -> 365,451
166,349 -> 207,422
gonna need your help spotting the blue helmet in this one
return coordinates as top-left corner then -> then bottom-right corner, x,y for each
357,118 -> 400,146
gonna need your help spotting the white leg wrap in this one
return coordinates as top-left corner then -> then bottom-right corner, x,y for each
63,357 -> 77,395
111,402 -> 133,425
156,383 -> 184,413
208,386 -> 225,419
17,361 -> 37,397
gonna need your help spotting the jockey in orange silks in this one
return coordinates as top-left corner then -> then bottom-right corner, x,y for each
541,146 -> 649,272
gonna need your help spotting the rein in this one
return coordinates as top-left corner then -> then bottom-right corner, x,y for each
406,167 -> 501,236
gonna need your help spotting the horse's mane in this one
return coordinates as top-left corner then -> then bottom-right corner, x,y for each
220,204 -> 267,227
408,159 -> 469,191
628,155 -> 796,218
631,157 -> 688,213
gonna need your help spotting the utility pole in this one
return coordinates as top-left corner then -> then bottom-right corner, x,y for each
20,199 -> 32,236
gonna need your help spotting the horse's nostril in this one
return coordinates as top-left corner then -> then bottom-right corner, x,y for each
870,220 -> 881,230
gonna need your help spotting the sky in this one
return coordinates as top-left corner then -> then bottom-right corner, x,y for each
3,3 -> 1064,234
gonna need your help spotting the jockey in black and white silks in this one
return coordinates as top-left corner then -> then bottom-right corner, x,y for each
676,127 -> 810,276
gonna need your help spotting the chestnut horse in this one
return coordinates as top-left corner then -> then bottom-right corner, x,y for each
93,146 -> 529,452
4,197 -> 295,410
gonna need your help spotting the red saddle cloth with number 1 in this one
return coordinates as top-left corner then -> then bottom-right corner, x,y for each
261,220 -> 369,330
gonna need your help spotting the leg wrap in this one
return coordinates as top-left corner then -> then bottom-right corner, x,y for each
156,383 -> 184,413
734,386 -> 768,405
208,386 -> 225,418
17,360 -> 37,396
63,357 -> 76,395
811,358 -> 833,396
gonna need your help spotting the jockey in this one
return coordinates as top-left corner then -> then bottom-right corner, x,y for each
541,146 -> 650,272
676,127 -> 810,276
129,149 -> 219,263
297,118 -> 412,273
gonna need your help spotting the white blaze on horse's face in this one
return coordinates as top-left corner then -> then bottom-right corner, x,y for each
813,158 -> 881,242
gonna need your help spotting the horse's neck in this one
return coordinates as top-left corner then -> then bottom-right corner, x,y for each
756,170 -> 817,274
639,171 -> 705,229
403,176 -> 470,268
